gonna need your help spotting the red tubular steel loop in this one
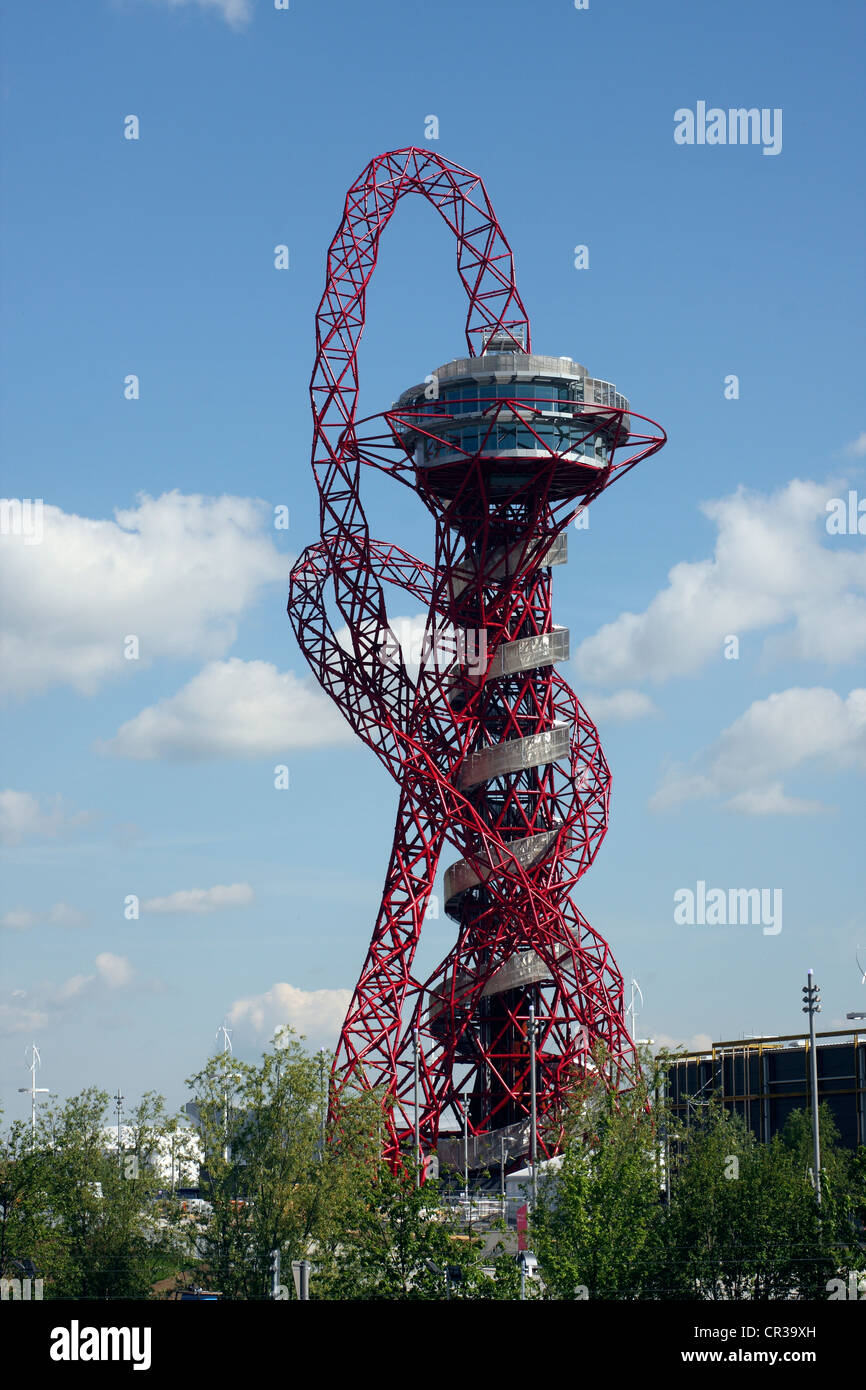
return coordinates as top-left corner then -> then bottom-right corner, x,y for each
288,148 -> 666,1171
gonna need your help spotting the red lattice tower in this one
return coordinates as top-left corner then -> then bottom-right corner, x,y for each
288,148 -> 665,1174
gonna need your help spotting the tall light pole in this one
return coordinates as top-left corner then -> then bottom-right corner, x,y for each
317,1049 -> 327,1155
462,1091 -> 470,1208
413,1027 -> 421,1186
18,1043 -> 48,1142
528,1000 -> 538,1208
500,1136 -> 507,1211
802,970 -> 822,1207
114,1088 -> 124,1166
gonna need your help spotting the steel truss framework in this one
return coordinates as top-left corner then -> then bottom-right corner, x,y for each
288,148 -> 666,1170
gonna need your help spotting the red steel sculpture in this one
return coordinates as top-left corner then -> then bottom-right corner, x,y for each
288,148 -> 665,1175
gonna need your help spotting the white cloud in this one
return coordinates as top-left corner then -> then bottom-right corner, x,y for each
229,981 -> 352,1048
0,955 -> 135,1035
94,953 -> 134,989
348,617 -> 660,725
651,687 -> 866,813
1,901 -> 88,931
844,433 -> 866,459
653,1032 -> 714,1054
574,478 -> 866,686
56,954 -> 133,1000
142,882 -> 254,915
0,790 -> 92,846
0,996 -> 48,1035
722,782 -> 829,817
142,0 -> 253,28
337,614 -> 430,679
579,689 -> 659,723
102,658 -> 352,760
0,492 -> 285,698
1,910 -> 38,932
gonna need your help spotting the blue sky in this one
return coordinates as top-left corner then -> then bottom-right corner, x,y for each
1,0 -> 864,1121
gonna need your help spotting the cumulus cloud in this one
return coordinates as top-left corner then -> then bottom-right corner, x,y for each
142,0 -> 253,28
574,478 -> 866,687
0,790 -> 93,846
0,492 -> 285,698
229,981 -> 352,1048
844,433 -> 866,459
1,901 -> 88,931
56,954 -> 134,1001
579,689 -> 659,723
101,658 -> 353,760
0,954 -> 135,1035
94,953 -> 135,989
722,782 -> 829,817
651,687 -> 866,814
336,613 -> 463,688
142,882 -> 254,915
0,996 -> 48,1035
653,1032 -> 714,1055
337,614 -> 429,676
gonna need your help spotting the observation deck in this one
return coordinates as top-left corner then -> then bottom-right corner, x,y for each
393,339 -> 631,501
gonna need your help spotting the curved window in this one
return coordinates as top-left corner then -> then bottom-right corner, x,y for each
437,379 -> 585,412
420,421 -> 609,462
409,375 -> 613,463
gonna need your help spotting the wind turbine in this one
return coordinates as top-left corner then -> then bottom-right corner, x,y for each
18,1043 -> 49,1139
846,947 -> 866,1020
626,977 -> 655,1048
626,977 -> 642,1039
216,1020 -> 235,1162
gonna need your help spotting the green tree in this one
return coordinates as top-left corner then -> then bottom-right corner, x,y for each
532,1047 -> 665,1300
661,1101 -> 761,1299
772,1105 -> 862,1296
316,1159 -> 520,1300
41,1088 -> 190,1299
187,1029 -> 379,1300
0,1088 -> 191,1299
661,1100 -> 861,1300
0,1114 -> 59,1286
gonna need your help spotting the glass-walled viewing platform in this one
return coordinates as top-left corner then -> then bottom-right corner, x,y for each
392,351 -> 631,497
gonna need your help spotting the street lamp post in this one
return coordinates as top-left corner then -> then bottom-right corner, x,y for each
529,1000 -> 538,1208
802,970 -> 822,1207
413,1026 -> 421,1186
290,1259 -> 311,1301
114,1089 -> 124,1169
317,1049 -> 327,1154
500,1136 -> 507,1212
462,1092 -> 470,1216
519,1251 -> 537,1301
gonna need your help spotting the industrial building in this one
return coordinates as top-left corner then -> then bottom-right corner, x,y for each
665,1028 -> 866,1149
